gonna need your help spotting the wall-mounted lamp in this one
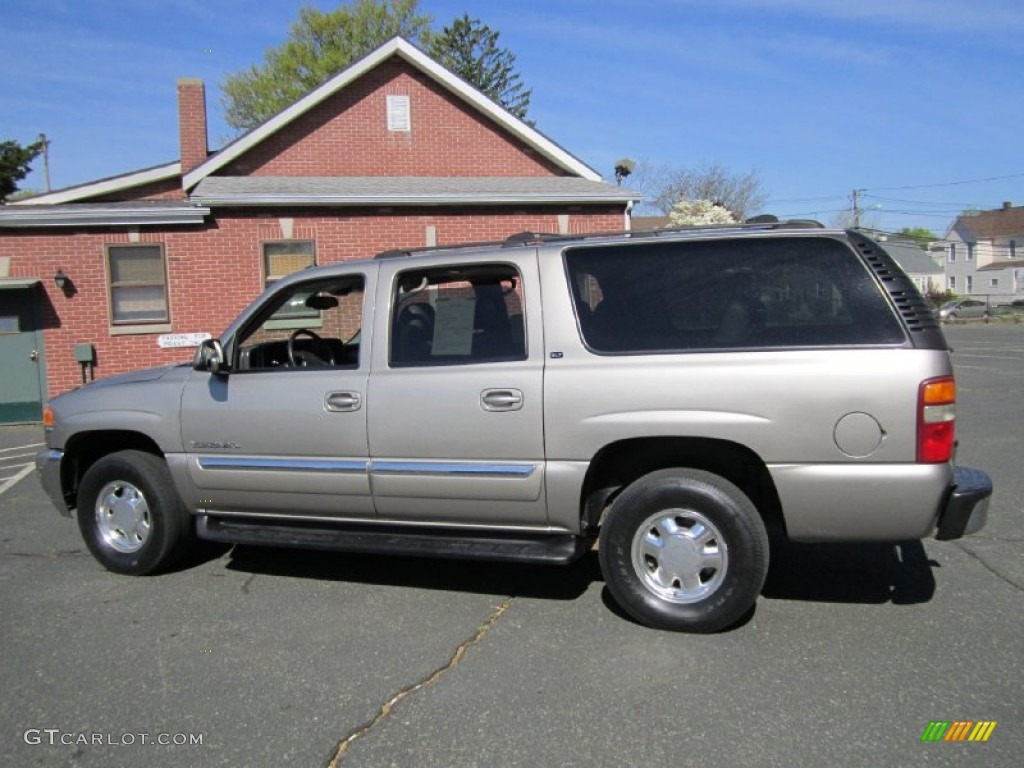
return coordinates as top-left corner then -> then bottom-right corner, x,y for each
54,268 -> 69,290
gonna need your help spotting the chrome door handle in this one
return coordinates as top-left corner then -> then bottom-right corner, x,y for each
29,350 -> 38,362
481,389 -> 523,411
325,391 -> 361,412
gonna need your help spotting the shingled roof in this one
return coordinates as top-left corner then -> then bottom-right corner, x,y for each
948,203 -> 1024,240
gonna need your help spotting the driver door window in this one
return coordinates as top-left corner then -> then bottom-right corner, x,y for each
235,275 -> 365,371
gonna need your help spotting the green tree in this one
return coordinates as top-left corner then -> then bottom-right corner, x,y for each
221,0 -> 433,132
426,14 -> 531,119
0,138 -> 44,203
899,226 -> 938,249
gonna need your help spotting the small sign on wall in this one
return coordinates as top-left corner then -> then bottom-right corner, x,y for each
157,332 -> 212,349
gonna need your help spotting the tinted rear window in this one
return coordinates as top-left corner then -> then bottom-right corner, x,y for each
565,236 -> 905,353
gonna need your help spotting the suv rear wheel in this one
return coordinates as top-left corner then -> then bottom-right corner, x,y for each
77,450 -> 193,575
599,468 -> 769,632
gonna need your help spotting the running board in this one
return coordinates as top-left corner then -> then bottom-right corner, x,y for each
196,515 -> 587,565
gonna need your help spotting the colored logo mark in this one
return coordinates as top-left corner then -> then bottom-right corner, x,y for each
921,721 -> 997,742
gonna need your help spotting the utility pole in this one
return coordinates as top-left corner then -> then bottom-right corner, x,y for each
38,133 -> 51,192
852,188 -> 863,229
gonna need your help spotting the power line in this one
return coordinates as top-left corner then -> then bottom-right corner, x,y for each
863,172 -> 1024,192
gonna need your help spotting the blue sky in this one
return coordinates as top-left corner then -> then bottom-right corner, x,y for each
3,0 -> 1023,234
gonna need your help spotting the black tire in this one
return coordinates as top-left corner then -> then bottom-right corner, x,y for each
77,450 -> 193,575
598,468 -> 769,632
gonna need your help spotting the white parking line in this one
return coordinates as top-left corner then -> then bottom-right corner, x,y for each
0,464 -> 35,497
0,442 -> 43,454
0,451 -> 38,463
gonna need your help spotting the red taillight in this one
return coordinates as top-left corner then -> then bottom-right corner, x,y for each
918,377 -> 955,463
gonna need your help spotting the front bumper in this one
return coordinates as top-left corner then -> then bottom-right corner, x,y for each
935,466 -> 992,540
35,448 -> 70,516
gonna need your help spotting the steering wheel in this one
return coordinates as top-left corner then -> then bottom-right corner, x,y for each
287,329 -> 334,367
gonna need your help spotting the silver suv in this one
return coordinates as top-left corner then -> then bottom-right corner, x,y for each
37,221 -> 992,632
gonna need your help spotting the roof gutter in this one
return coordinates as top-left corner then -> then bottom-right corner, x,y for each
188,194 -> 637,207
0,205 -> 210,229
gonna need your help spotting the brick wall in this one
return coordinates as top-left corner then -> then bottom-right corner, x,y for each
222,60 -> 566,178
1,207 -> 623,397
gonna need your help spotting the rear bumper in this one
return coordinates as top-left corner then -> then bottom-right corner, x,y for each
935,466 -> 992,540
35,448 -> 70,516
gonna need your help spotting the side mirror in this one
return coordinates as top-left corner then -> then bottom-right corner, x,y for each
192,339 -> 229,374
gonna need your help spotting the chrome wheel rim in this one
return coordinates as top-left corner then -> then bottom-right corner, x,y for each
95,481 -> 151,554
631,508 -> 728,603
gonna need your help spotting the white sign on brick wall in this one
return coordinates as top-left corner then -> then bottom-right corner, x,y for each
157,332 -> 212,349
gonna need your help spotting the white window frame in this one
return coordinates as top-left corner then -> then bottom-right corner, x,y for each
106,243 -> 170,332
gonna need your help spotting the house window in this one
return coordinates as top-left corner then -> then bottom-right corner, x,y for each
948,244 -> 956,262
262,241 -> 317,323
990,278 -> 1000,287
263,240 -> 315,288
386,95 -> 411,132
948,275 -> 956,291
107,244 -> 169,325
1011,240 -> 1017,259
966,243 -> 974,261
966,275 -> 973,293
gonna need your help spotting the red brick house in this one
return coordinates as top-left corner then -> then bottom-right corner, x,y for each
0,38 -> 638,422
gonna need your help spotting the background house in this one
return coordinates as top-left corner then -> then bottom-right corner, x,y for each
873,236 -> 945,296
0,38 -> 639,422
944,202 -> 1024,301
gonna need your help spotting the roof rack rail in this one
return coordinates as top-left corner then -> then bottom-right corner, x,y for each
501,231 -> 564,247
372,217 -> 826,260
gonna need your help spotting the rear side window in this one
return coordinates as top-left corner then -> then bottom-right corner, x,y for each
565,236 -> 905,353
390,264 -> 526,366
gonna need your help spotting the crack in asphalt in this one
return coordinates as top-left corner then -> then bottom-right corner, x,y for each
325,596 -> 513,767
952,541 -> 1024,592
1,549 -> 88,559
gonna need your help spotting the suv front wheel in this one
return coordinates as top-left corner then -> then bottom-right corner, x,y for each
77,450 -> 193,575
599,469 -> 769,632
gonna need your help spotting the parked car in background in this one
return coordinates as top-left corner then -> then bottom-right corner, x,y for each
939,299 -> 989,320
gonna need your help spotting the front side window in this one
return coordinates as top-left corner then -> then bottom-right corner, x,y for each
565,236 -> 905,353
234,275 -> 364,371
107,244 -> 168,325
390,264 -> 525,366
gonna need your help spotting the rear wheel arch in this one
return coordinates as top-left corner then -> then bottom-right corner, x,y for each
579,437 -> 785,538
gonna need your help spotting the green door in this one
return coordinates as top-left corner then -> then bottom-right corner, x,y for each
0,285 -> 46,423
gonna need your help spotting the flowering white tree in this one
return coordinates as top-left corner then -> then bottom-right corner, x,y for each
667,199 -> 738,227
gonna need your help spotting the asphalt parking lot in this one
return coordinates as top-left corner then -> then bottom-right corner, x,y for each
1,323 -> 1021,768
